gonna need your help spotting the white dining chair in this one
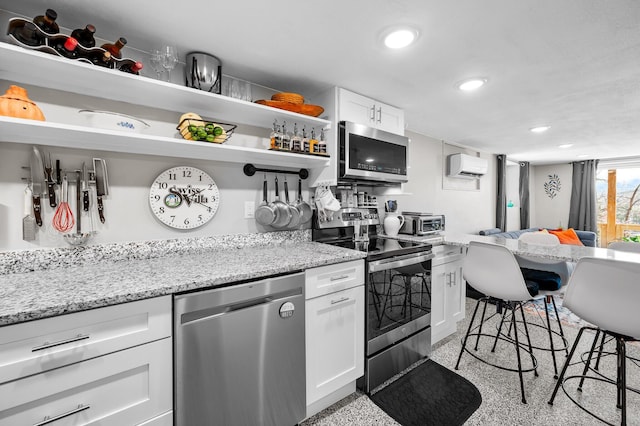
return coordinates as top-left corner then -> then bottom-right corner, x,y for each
548,257 -> 640,425
516,232 -> 571,378
455,241 -> 538,404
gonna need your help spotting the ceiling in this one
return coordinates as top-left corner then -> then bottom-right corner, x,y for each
3,0 -> 640,165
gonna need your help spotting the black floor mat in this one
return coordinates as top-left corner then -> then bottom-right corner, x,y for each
370,359 -> 482,426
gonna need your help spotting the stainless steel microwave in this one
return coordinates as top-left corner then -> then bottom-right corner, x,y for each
338,121 -> 409,184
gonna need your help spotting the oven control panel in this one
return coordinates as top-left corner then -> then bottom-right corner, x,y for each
316,207 -> 380,228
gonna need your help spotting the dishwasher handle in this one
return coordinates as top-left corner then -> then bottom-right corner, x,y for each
180,286 -> 302,325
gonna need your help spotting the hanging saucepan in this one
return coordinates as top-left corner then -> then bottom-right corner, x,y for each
255,175 -> 277,226
284,178 -> 301,228
271,176 -> 292,228
295,178 -> 312,223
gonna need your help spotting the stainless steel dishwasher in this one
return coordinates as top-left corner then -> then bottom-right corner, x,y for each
174,272 -> 306,426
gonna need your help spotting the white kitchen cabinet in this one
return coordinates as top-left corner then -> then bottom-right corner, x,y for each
431,245 -> 466,345
0,296 -> 173,425
0,42 -> 330,169
338,88 -> 405,135
304,260 -> 364,419
308,87 -> 405,186
0,337 -> 172,426
0,296 -> 171,384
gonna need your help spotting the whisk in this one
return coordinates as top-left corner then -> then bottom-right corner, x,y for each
52,175 -> 75,233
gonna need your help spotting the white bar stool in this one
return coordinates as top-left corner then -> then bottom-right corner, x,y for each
548,257 -> 640,425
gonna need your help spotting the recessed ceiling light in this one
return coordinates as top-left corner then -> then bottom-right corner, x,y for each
457,78 -> 487,91
558,144 -> 573,149
382,27 -> 419,49
365,158 -> 375,163
530,126 -> 551,133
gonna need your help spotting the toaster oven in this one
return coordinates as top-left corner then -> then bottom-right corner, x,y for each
399,213 -> 445,236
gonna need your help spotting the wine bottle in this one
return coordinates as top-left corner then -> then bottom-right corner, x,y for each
14,21 -> 42,46
52,37 -> 79,59
33,9 -> 59,35
100,37 -> 127,59
71,24 -> 96,48
88,50 -> 114,68
118,60 -> 143,75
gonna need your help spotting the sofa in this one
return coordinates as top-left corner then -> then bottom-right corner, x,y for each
478,227 -> 597,247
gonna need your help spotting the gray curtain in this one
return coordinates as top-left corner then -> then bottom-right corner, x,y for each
568,159 -> 599,232
519,162 -> 530,229
496,154 -> 507,231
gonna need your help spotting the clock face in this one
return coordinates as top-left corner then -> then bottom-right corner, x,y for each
149,166 -> 220,229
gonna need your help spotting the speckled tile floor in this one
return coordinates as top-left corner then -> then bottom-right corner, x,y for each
301,298 -> 640,425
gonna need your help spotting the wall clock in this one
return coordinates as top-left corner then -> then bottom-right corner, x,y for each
149,166 -> 220,229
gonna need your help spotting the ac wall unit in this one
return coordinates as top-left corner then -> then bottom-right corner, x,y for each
448,153 -> 488,179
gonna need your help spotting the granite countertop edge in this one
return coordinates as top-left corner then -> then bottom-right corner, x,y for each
0,234 -> 366,327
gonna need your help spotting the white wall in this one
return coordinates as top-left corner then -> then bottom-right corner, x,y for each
531,163 -> 573,229
0,83 -> 314,250
393,131 -> 496,234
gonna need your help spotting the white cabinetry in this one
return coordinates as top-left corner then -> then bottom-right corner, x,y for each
304,260 -> 365,419
0,42 -> 330,169
309,87 -> 405,186
0,297 -> 173,425
338,88 -> 405,135
431,245 -> 466,345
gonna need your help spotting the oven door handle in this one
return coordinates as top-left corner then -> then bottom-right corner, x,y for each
368,252 -> 434,272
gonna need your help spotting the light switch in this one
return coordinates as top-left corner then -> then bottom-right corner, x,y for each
244,201 -> 255,219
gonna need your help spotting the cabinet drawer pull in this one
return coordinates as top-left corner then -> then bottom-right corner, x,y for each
34,404 -> 90,426
331,297 -> 350,305
376,107 -> 382,123
32,333 -> 90,352
370,105 -> 376,121
329,274 -> 349,281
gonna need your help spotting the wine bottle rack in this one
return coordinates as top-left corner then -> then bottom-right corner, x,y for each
6,17 -> 139,73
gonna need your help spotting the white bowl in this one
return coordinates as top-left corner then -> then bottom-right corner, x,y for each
78,109 -> 150,133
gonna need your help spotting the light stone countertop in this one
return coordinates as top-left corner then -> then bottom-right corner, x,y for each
389,231 -> 640,263
442,232 -> 640,263
0,234 -> 365,326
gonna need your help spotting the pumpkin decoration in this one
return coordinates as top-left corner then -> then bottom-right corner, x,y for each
0,85 -> 46,121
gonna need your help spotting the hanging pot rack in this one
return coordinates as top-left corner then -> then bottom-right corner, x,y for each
243,163 -> 308,179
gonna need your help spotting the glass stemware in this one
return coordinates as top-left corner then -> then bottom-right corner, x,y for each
161,45 -> 178,82
149,49 -> 165,80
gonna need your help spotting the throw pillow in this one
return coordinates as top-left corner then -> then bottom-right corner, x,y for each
549,228 -> 584,246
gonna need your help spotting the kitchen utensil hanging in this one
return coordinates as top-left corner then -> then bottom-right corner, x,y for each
22,147 -> 109,244
52,175 -> 74,233
255,175 -> 277,226
284,178 -> 301,228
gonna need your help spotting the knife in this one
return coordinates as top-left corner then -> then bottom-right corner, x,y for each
29,146 -> 46,226
93,158 -> 109,223
45,152 -> 57,207
82,162 -> 90,211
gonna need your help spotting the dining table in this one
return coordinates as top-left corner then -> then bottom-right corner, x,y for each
395,231 -> 640,264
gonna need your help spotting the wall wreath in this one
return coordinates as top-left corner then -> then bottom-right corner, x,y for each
544,174 -> 561,199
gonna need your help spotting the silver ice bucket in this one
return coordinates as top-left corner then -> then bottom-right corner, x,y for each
185,52 -> 222,94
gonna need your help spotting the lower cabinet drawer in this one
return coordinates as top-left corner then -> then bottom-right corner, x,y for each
0,337 -> 172,425
305,260 -> 364,299
0,296 -> 171,385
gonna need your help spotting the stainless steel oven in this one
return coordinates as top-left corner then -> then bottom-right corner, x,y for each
313,207 -> 433,393
339,121 -> 409,184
